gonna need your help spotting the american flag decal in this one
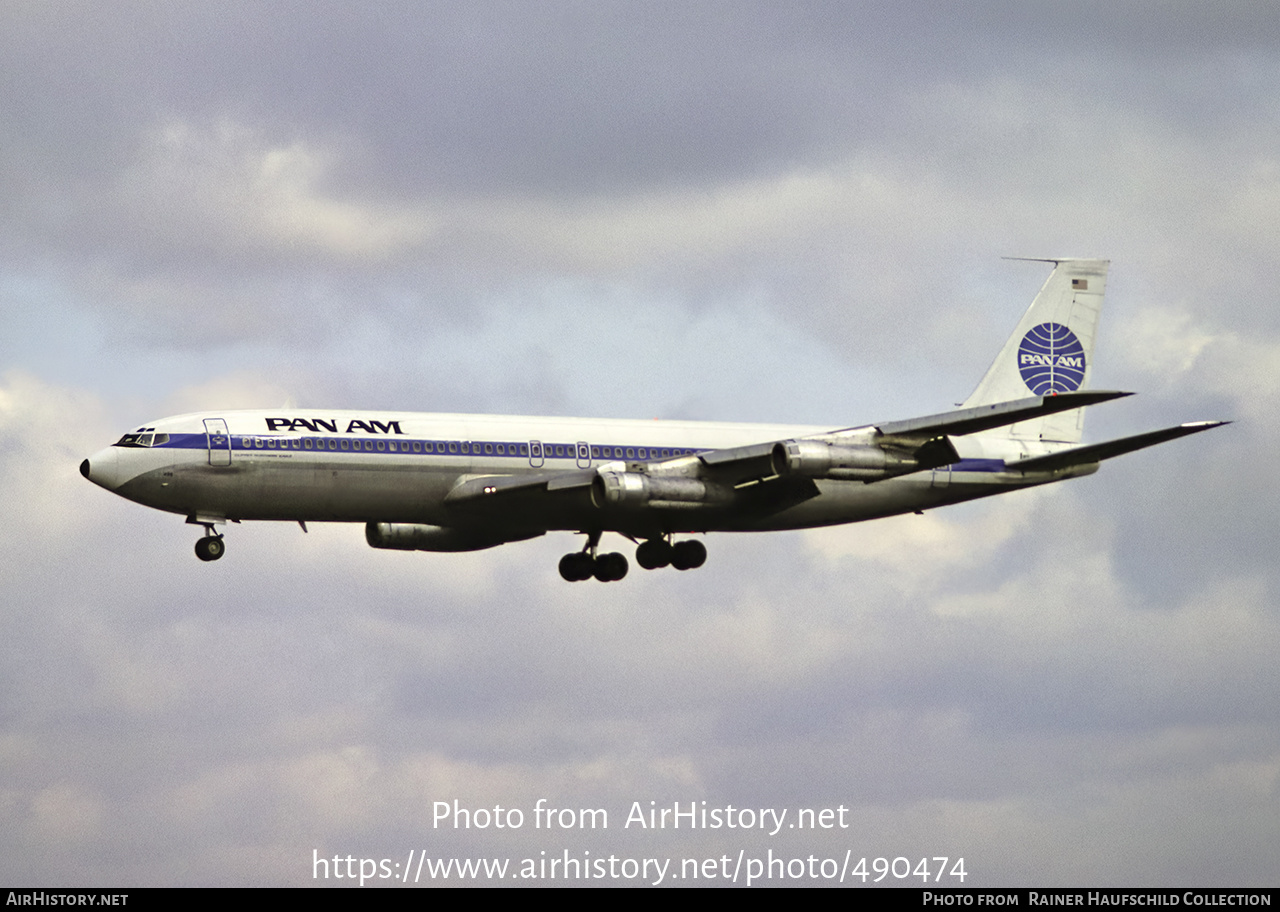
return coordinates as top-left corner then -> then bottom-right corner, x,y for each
1072,278 -> 1088,290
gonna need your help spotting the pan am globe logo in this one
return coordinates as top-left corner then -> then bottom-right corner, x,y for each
1017,322 -> 1086,395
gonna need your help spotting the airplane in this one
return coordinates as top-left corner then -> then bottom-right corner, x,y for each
81,258 -> 1227,582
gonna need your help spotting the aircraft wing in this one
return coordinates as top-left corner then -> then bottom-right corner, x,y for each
681,390 -> 1135,487
1004,421 -> 1230,473
441,391 -> 1150,518
440,468 -> 608,531
443,468 -> 597,506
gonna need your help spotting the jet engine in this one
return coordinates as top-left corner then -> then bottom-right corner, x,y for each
592,471 -> 732,509
771,437 -> 957,482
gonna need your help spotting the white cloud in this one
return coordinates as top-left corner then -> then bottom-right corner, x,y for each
803,492 -> 1049,597
1116,308 -> 1280,426
0,371 -> 116,537
158,371 -> 302,416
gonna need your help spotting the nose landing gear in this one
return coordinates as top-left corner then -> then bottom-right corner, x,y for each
194,535 -> 225,561
189,519 -> 226,562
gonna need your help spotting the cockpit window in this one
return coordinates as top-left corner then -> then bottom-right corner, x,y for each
114,432 -> 169,448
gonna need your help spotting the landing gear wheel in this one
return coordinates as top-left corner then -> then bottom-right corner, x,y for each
195,536 -> 225,562
635,539 -> 673,570
671,539 -> 706,571
593,552 -> 629,582
558,552 -> 595,582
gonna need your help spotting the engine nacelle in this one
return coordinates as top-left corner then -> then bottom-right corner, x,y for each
771,439 -> 941,481
592,470 -> 729,509
365,522 -> 542,553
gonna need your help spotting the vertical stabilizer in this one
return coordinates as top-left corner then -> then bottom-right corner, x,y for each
962,258 -> 1109,444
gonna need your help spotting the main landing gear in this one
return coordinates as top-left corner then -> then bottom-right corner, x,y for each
192,523 -> 226,562
558,533 -> 707,582
559,530 -> 628,582
635,537 -> 706,571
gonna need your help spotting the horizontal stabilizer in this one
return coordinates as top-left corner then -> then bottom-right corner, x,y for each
1005,421 -> 1230,473
866,390 -> 1132,443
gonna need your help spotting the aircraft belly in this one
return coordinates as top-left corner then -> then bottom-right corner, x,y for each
170,455 -> 458,523
324,464 -> 456,523
730,473 -> 1039,532
724,477 -> 929,531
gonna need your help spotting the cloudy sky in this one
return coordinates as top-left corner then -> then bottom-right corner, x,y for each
2,1 -> 1277,887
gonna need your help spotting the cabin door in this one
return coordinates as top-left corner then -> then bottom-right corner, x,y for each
204,418 -> 232,466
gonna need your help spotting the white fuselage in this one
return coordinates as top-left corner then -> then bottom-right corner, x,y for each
83,408 -> 1085,540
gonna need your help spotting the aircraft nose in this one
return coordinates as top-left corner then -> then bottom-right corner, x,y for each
82,446 -> 123,490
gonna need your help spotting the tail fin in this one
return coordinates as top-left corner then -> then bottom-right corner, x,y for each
962,258 -> 1109,444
